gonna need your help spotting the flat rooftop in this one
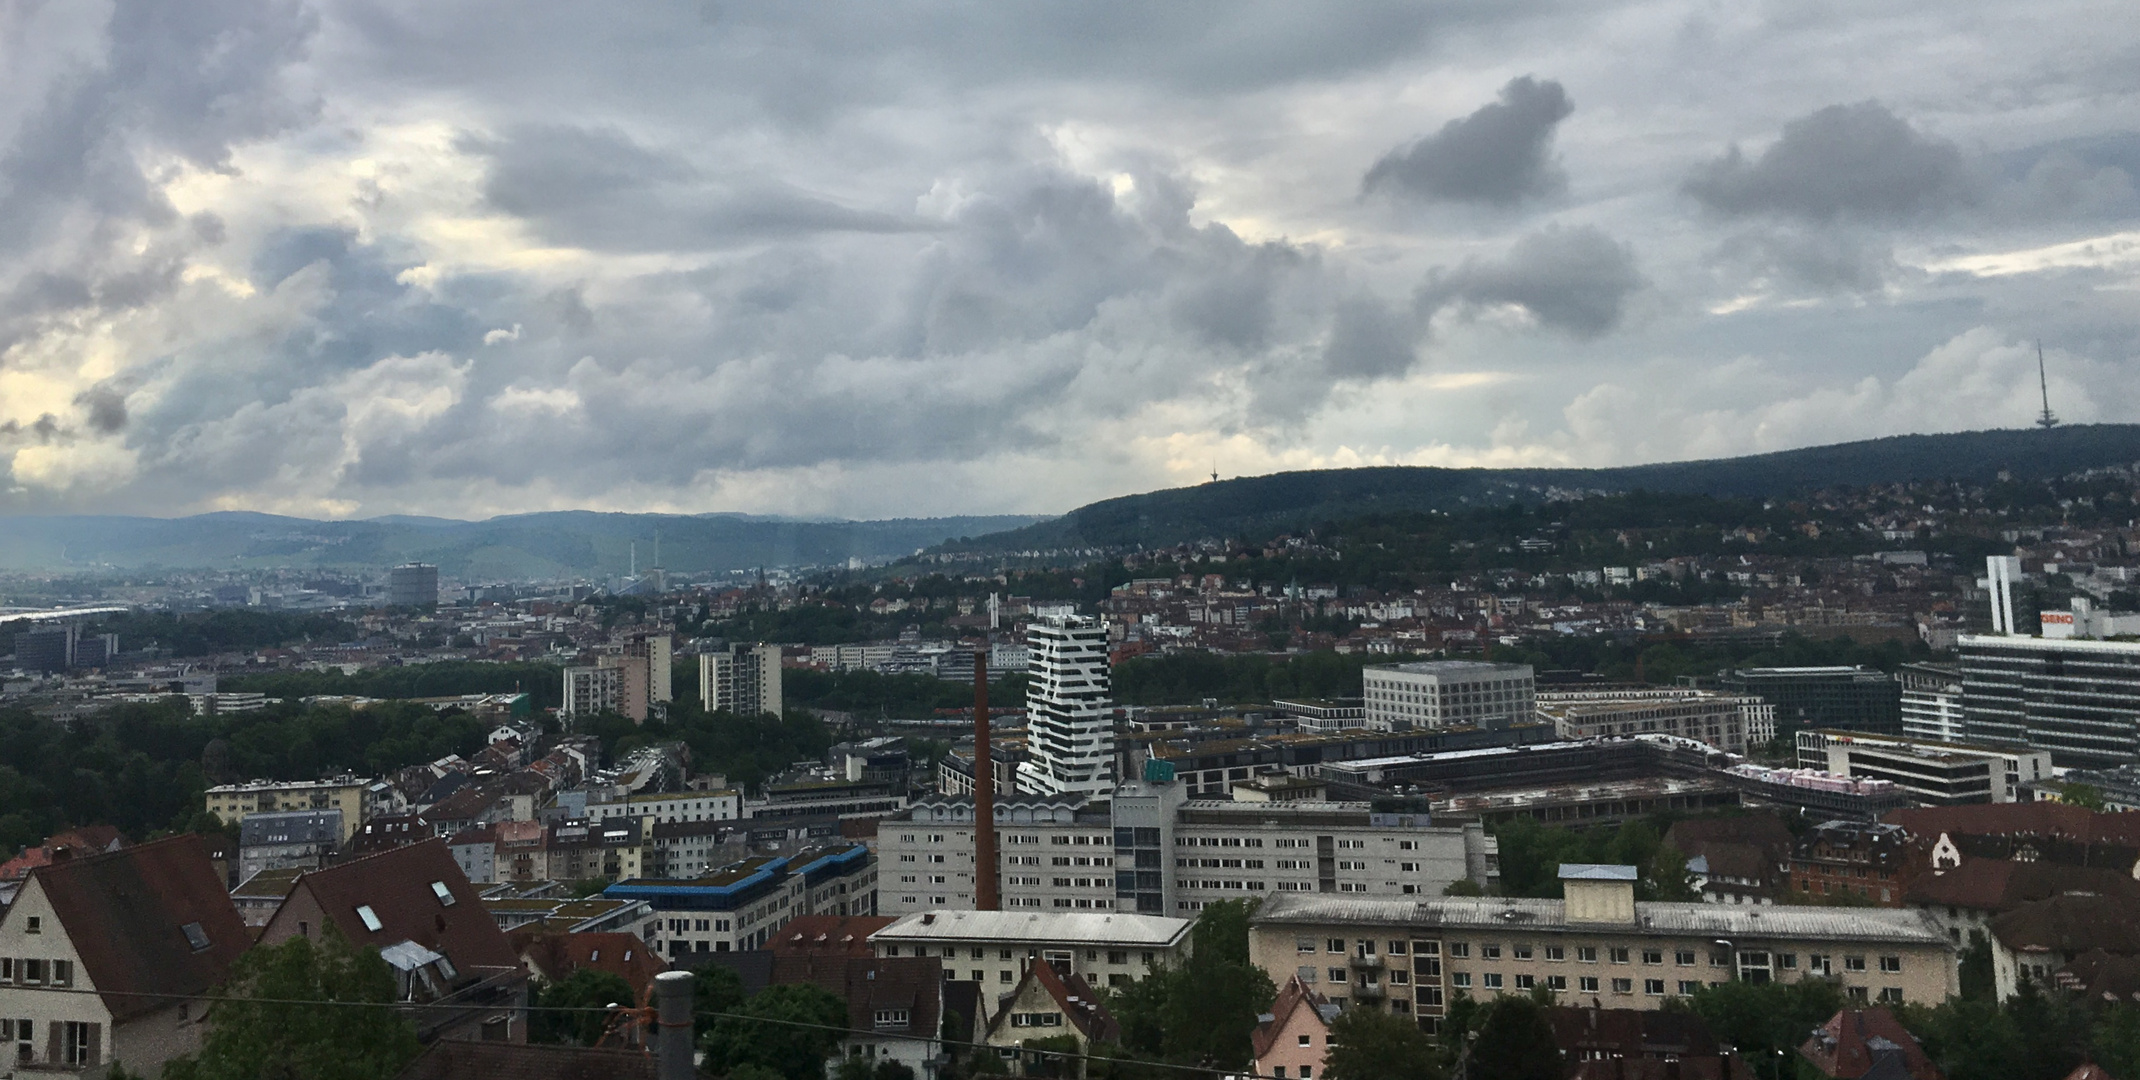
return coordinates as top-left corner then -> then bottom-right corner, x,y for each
1250,893 -> 1948,944
872,910 -> 1191,948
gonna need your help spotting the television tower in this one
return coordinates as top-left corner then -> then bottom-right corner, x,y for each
2036,340 -> 2059,430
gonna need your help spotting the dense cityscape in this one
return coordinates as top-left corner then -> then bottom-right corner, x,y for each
4,464 -> 2140,1079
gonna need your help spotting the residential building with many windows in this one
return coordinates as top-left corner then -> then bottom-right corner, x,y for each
1536,689 -> 1759,754
1019,614 -> 1116,797
1247,865 -> 1956,1029
203,776 -> 371,843
700,642 -> 783,717
869,910 -> 1192,990
604,844 -> 875,960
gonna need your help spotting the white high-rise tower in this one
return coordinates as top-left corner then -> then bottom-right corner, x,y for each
1986,555 -> 2022,635
1018,613 -> 1116,796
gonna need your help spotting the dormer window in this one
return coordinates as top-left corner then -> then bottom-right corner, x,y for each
356,905 -> 384,932
431,882 -> 456,906
182,922 -> 212,952
875,1009 -> 910,1029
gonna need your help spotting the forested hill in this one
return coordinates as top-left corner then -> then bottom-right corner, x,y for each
0,510 -> 1043,575
939,424 -> 2140,553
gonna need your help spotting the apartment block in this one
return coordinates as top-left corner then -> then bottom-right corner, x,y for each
701,642 -> 783,717
1248,865 -> 1956,1028
1899,663 -> 1965,743
203,776 -> 370,843
870,909 -> 1192,990
1020,614 -> 1116,797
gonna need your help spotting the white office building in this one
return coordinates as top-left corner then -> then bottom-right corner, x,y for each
701,642 -> 783,717
1794,729 -> 2052,804
877,782 -> 1497,918
1900,663 -> 1965,743
1018,615 -> 1116,797
1363,660 -> 1535,732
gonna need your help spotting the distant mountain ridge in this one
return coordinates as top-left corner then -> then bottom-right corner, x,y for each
941,424 -> 2140,553
0,510 -> 1045,576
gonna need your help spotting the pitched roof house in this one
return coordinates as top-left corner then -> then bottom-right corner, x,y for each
1249,975 -> 1338,1080
259,838 -> 530,1043
1991,892 -> 2140,1001
1797,1007 -> 1942,1080
0,834 -> 248,1076
771,954 -> 945,1080
1544,1006 -> 1755,1080
982,961 -> 1119,1077
516,930 -> 669,1001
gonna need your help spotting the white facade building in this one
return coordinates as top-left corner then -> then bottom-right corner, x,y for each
1362,660 -> 1535,732
1794,729 -> 2052,804
701,642 -> 783,717
870,910 -> 1192,990
561,664 -> 623,720
1018,615 -> 1116,797
1900,663 -> 1966,743
877,784 -> 1498,918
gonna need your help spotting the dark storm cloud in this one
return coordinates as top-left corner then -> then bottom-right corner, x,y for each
1362,77 -> 1575,206
1712,228 -> 1901,294
1684,101 -> 1972,221
470,125 -> 930,252
1322,296 -> 1419,379
74,386 -> 129,435
1418,226 -> 1642,338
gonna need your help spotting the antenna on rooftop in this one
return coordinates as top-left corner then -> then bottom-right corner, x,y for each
2036,340 -> 2059,430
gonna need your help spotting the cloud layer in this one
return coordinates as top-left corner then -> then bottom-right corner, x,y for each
0,0 -> 2135,522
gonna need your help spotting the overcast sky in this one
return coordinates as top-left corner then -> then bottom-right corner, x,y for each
2,0 -> 2137,521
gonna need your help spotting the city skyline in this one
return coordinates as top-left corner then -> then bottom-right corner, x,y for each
0,1 -> 2135,522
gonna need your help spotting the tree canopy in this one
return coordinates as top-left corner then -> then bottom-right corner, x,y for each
161,927 -> 419,1080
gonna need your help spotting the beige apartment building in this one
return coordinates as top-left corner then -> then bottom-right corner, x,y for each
1248,864 -> 1956,1029
202,776 -> 371,842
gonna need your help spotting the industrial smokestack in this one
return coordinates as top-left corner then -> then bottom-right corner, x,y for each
653,970 -> 693,1080
974,646 -> 999,911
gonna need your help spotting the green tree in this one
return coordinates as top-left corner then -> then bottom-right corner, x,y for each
1909,996 -> 2028,1080
529,968 -> 637,1046
701,983 -> 849,1080
1442,878 -> 1485,897
689,961 -> 748,1040
1465,995 -> 1562,1080
162,926 -> 419,1080
2060,783 -> 2109,811
1675,979 -> 1845,1080
1959,932 -> 1995,1000
1105,899 -> 1276,1069
2093,1003 -> 2140,1080
1322,1004 -> 1444,1080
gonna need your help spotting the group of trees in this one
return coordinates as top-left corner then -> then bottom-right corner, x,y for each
570,701 -> 834,793
783,668 -> 1027,720
223,660 -> 566,711
0,698 -> 490,853
1486,816 -> 1699,902
1110,649 -> 1405,707
89,609 -> 360,658
1673,974 -> 2140,1080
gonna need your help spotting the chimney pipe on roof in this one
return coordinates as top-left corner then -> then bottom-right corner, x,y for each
975,647 -> 999,911
653,970 -> 693,1080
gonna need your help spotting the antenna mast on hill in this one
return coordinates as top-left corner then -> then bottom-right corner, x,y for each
2036,340 -> 2060,430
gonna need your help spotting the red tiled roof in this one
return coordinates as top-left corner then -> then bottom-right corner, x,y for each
0,825 -> 126,881
24,834 -> 250,1023
1251,975 -> 1332,1060
989,961 -> 1119,1045
1992,893 -> 2140,956
1908,857 -> 2140,912
770,954 -> 944,1043
288,838 -> 519,971
768,914 -> 896,957
1886,804 -> 2140,848
515,931 -> 668,1000
1797,1008 -> 1940,1080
